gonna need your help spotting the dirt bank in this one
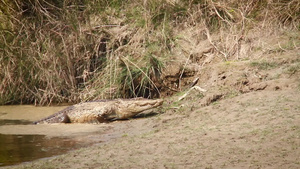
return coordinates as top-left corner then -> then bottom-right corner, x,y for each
4,89 -> 299,169
3,46 -> 299,168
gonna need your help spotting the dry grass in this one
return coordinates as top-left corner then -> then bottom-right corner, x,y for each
0,0 -> 299,105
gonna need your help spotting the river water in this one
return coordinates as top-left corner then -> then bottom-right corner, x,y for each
0,105 -> 108,167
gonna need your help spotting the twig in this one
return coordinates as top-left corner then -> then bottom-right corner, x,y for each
178,54 -> 191,90
178,86 -> 207,101
204,27 -> 228,60
210,0 -> 231,25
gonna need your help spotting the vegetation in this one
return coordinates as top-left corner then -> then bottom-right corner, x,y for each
250,61 -> 278,70
0,0 -> 299,105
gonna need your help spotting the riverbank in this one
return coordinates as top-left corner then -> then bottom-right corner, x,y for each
1,0 -> 299,168
5,90 -> 300,168
2,49 -> 300,168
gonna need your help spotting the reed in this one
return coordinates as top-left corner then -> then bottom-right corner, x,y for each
0,0 -> 298,105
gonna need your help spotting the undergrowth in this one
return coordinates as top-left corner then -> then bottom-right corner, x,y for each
0,0 -> 299,105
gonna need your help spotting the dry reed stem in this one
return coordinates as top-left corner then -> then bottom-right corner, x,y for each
0,0 -> 298,105
119,56 -> 161,97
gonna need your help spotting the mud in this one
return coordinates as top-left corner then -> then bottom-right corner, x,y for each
0,106 -> 111,166
1,37 -> 300,168
0,105 -> 160,167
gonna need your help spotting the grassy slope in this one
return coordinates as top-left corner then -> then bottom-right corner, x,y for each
0,0 -> 299,105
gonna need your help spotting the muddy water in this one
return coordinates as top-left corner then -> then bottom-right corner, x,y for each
0,105 -> 109,167
0,133 -> 83,166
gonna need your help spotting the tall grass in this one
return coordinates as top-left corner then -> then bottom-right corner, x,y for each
0,0 -> 299,105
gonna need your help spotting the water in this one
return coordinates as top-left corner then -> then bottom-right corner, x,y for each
0,133 -> 81,166
0,105 -> 98,167
0,119 -> 32,126
0,105 -> 157,167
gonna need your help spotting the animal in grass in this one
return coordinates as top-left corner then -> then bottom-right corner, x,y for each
34,98 -> 163,124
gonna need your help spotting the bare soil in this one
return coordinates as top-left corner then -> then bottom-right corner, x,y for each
2,39 -> 300,169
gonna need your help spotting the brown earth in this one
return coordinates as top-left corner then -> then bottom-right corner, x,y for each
2,45 -> 300,169
2,31 -> 300,169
